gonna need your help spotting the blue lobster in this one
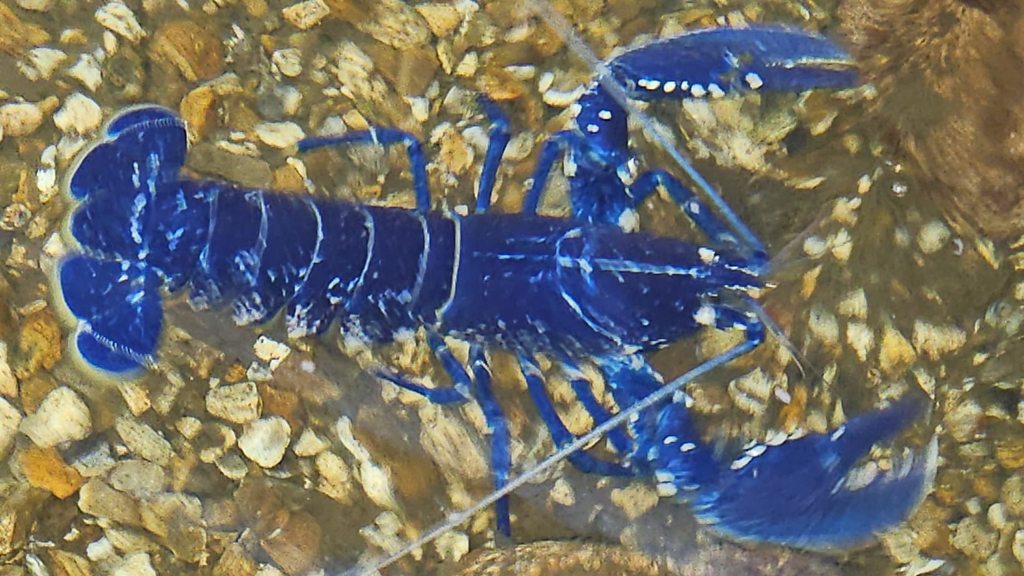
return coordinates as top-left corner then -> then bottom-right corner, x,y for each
55,27 -> 933,552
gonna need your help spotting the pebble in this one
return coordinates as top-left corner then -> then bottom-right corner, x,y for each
110,552 -> 157,576
66,53 -> 104,92
808,305 -> 840,347
1002,473 -> 1024,517
0,101 -> 44,137
206,381 -> 262,424
53,93 -> 102,135
260,509 -> 321,575
79,478 -> 142,526
837,288 -> 869,319
252,335 -> 292,369
254,121 -> 305,148
18,445 -> 84,499
95,1 -> 146,43
180,85 -> 217,142
0,342 -> 15,397
879,324 -> 917,375
272,48 -> 303,77
1014,531 -> 1024,568
315,451 -> 352,503
15,0 -> 55,11
282,0 -> 330,30
214,543 -> 258,576
912,320 -> 967,360
803,235 -> 828,258
435,530 -> 469,562
415,2 -> 467,38
609,484 -> 659,520
108,459 -> 165,499
951,516 -> 998,560
917,220 -> 951,254
19,386 -> 92,448
70,440 -> 115,477
18,47 -> 66,81
292,428 -> 329,457
115,417 -> 174,466
0,398 -> 19,457
238,416 -> 291,468
140,493 -> 206,561
945,399 -> 983,443
995,435 -> 1024,469
846,321 -> 876,362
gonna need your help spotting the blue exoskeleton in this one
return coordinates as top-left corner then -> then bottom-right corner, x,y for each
55,26 -> 934,554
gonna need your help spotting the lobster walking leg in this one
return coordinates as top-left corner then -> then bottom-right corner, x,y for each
299,128 -> 432,212
517,353 -> 633,476
469,345 -> 513,536
374,333 -> 473,404
560,357 -> 632,455
372,336 -> 515,535
474,96 -> 512,214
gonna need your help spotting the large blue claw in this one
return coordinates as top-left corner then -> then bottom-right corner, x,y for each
558,26 -> 860,231
610,26 -> 857,100
648,397 -> 935,550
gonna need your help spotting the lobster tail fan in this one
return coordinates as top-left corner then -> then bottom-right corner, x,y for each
69,106 -> 187,201
57,254 -> 163,374
691,399 -> 935,549
68,106 -> 188,262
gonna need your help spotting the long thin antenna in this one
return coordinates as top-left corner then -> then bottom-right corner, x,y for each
346,339 -> 757,576
528,0 -> 766,255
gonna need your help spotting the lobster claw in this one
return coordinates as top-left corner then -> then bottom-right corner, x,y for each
647,397 -> 936,550
575,26 -> 858,159
609,26 -> 858,99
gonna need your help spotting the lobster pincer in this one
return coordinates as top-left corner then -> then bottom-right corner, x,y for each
525,26 -> 859,238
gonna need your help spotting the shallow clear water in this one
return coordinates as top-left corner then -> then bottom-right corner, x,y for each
0,1 -> 1019,575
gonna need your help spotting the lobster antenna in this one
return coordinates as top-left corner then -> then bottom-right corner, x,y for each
344,338 -> 757,576
528,0 -> 767,257
742,296 -> 814,381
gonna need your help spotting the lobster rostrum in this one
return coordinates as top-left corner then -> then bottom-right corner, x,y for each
55,26 -> 934,553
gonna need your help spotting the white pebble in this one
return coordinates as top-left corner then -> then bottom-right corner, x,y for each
252,334 -> 291,369
292,428 -> 330,457
282,0 -> 330,30
0,102 -> 44,137
239,416 -> 291,468
846,322 -> 876,362
434,531 -> 469,562
95,1 -> 146,43
917,220 -> 951,255
20,386 -> 92,447
272,48 -> 303,78
0,398 -> 21,458
802,235 -> 828,258
254,121 -> 305,148
206,381 -> 262,424
912,320 -> 966,360
0,342 -> 16,397
808,306 -> 840,347
18,47 -> 67,81
53,93 -> 103,135
66,54 -> 104,93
